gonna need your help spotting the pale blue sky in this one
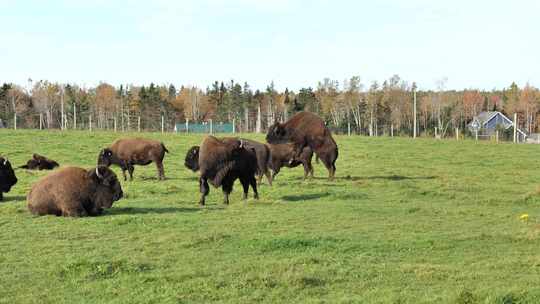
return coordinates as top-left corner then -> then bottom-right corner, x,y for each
1,0 -> 538,91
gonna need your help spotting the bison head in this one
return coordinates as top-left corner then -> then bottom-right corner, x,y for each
184,146 -> 200,172
266,122 -> 289,144
97,148 -> 114,167
0,157 -> 17,193
89,166 -> 123,209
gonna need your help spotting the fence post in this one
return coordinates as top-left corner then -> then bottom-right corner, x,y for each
348,121 -> 351,136
137,116 -> 141,132
73,105 -> 77,130
232,118 -> 236,134
496,130 -> 499,143
39,113 -> 43,130
161,115 -> 164,133
475,129 -> 478,141
390,124 -> 393,137
89,115 -> 92,132
210,119 -> 213,135
185,119 -> 189,133
513,113 -> 518,143
456,128 -> 459,140
114,117 -> 117,132
435,127 -> 438,139
14,113 -> 17,130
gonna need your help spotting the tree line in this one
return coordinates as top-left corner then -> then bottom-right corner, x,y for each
1,76 -> 539,136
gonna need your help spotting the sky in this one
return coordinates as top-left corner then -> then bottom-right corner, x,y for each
1,0 -> 539,91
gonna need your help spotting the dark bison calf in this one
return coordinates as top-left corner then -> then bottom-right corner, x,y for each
267,143 -> 314,180
266,111 -> 338,179
27,166 -> 123,217
0,157 -> 17,201
185,136 -> 258,206
98,138 -> 169,181
20,153 -> 59,170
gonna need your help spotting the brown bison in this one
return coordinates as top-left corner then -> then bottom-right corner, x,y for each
266,111 -> 338,179
184,138 -> 272,185
0,157 -> 17,201
20,153 -> 59,170
27,166 -> 123,217
98,138 -> 169,181
185,136 -> 259,206
267,143 -> 314,180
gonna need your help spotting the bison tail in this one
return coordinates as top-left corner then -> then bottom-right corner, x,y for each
162,143 -> 170,153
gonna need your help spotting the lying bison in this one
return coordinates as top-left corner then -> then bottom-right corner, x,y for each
267,143 -> 314,180
27,166 -> 123,217
0,157 -> 17,201
98,138 -> 169,181
20,153 -> 59,170
266,111 -> 338,179
185,136 -> 258,206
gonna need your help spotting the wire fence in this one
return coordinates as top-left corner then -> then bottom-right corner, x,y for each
0,111 -> 530,143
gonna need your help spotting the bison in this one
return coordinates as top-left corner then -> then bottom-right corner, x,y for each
185,139 -> 272,185
27,166 -> 123,217
0,157 -> 17,201
266,111 -> 338,179
20,153 -> 59,170
98,138 -> 169,181
267,143 -> 314,180
185,136 -> 259,206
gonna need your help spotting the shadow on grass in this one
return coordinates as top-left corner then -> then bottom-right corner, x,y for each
107,206 -> 200,215
313,174 -> 437,181
1,195 -> 26,202
137,176 -> 180,181
281,193 -> 330,202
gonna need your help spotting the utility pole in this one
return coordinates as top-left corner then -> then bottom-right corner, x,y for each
413,82 -> 417,138
61,88 -> 64,130
514,113 -> 518,143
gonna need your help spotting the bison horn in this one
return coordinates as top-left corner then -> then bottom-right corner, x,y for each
96,167 -> 103,179
3,158 -> 7,165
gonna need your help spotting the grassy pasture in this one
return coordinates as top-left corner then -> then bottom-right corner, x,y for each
1,130 -> 540,303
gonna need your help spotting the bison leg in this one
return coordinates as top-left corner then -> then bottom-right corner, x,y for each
265,170 -> 273,186
199,177 -> 209,206
120,163 -> 128,181
221,179 -> 234,205
249,176 -> 259,200
156,161 -> 165,180
271,166 -> 281,180
303,157 -> 314,179
318,153 -> 336,180
127,164 -> 135,181
240,177 -> 250,200
62,205 -> 88,217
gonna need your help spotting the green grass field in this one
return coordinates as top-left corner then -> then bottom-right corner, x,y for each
1,130 -> 540,303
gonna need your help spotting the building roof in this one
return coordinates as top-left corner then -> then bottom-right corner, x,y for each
475,111 -> 501,125
468,111 -> 527,136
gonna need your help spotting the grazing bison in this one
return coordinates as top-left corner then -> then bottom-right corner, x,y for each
266,111 -> 338,179
185,139 -> 272,185
0,157 -> 17,201
20,153 -> 59,170
267,143 -> 314,180
27,166 -> 123,217
98,138 -> 169,181
185,136 -> 258,206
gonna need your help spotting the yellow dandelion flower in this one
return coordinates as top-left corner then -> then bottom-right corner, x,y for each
520,214 -> 529,221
